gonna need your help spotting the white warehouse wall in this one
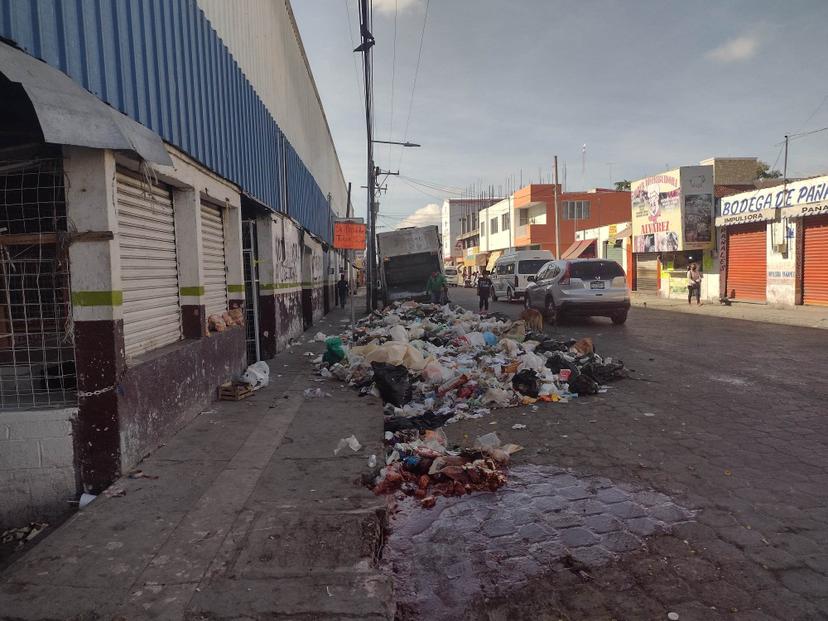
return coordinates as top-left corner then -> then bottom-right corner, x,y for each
197,0 -> 348,218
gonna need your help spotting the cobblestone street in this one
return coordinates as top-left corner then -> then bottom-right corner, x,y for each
386,287 -> 828,620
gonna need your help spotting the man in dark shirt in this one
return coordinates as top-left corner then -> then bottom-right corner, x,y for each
477,270 -> 493,314
336,273 -> 348,309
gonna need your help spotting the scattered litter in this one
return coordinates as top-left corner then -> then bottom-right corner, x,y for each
1,522 -> 48,550
334,434 -> 362,455
643,412 -> 656,417
127,469 -> 159,480
326,586 -> 334,597
314,331 -> 327,342
103,484 -> 126,498
667,613 -> 680,621
512,423 -> 527,430
240,361 -> 270,390
368,454 -> 377,468
311,300 -> 627,500
78,493 -> 96,509
303,388 -> 331,399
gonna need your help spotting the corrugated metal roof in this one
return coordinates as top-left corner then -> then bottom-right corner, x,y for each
0,0 -> 337,241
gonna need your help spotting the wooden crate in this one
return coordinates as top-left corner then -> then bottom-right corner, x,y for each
218,382 -> 254,401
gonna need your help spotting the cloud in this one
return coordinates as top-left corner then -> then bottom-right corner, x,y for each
396,203 -> 441,229
706,34 -> 761,63
373,0 -> 422,16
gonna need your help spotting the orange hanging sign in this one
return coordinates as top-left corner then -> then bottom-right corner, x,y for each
334,220 -> 366,250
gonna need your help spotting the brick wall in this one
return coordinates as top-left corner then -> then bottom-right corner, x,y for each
0,408 -> 78,528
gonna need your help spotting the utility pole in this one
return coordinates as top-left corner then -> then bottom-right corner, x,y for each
783,134 -> 789,184
553,156 -> 560,258
354,0 -> 375,311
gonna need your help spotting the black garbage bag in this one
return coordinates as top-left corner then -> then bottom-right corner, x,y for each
384,410 -> 454,432
512,369 -> 540,398
545,352 -> 580,377
536,339 -> 571,354
523,331 -> 547,344
371,362 -> 413,406
488,312 -> 512,323
581,358 -> 626,383
569,373 -> 599,396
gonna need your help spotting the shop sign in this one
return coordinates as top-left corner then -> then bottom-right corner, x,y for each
715,208 -> 777,227
631,166 -> 713,253
781,200 -> 828,218
720,175 -> 828,223
333,219 -> 366,250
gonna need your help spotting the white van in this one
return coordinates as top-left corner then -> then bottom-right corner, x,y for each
491,250 -> 554,302
443,266 -> 461,287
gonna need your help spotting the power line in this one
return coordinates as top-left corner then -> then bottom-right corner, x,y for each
397,176 -> 446,201
387,0 -> 398,163
399,174 -> 464,193
344,0 -> 364,99
397,175 -> 463,195
397,0 -> 431,170
789,125 -> 828,141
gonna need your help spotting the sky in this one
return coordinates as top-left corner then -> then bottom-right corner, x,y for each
292,1 -> 828,231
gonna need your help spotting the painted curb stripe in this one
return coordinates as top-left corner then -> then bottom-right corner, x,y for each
71,290 -> 123,306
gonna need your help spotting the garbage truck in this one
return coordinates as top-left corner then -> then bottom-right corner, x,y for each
377,225 -> 443,305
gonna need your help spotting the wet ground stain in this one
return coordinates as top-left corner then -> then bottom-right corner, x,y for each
384,464 -> 694,620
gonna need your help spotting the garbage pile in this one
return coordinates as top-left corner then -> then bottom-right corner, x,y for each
315,301 -> 627,505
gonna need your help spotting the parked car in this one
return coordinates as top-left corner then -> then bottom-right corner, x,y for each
524,259 -> 630,324
443,267 -> 461,287
491,250 -> 554,302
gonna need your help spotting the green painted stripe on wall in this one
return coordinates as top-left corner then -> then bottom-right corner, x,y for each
227,284 -> 245,293
180,286 -> 205,296
71,290 -> 123,307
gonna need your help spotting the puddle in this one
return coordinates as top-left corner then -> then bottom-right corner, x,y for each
384,464 -> 694,620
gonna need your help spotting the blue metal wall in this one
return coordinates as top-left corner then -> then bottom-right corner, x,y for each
0,0 -> 335,241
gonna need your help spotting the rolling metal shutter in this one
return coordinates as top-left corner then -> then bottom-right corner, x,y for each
116,170 -> 182,358
201,202 -> 228,317
635,254 -> 659,291
803,215 -> 828,306
605,241 -> 624,266
726,224 -> 766,301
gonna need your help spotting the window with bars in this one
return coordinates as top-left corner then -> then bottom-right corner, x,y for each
0,159 -> 76,410
563,200 -> 591,220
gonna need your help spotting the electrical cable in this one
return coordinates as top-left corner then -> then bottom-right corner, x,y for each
387,0 -> 398,162
344,0 -> 364,98
397,0 -> 431,170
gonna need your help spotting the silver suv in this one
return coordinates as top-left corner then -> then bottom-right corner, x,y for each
524,259 -> 631,325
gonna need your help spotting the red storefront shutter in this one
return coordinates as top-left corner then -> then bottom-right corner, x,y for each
727,224 -> 766,301
803,215 -> 828,306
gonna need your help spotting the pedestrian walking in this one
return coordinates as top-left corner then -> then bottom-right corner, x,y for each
336,273 -> 349,309
687,263 -> 702,305
477,269 -> 493,314
426,271 -> 447,304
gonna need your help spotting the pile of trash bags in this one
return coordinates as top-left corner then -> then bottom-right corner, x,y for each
315,300 -> 627,505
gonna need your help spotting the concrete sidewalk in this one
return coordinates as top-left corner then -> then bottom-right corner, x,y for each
0,297 -> 393,620
631,293 -> 828,330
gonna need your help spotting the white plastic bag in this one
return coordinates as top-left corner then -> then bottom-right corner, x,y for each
241,361 -> 270,390
389,324 -> 409,342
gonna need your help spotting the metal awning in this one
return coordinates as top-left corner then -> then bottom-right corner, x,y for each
485,250 -> 503,272
561,239 -> 596,259
0,42 -> 172,165
609,224 -> 632,241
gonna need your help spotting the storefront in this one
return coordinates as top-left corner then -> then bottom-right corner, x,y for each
802,215 -> 828,305
631,166 -> 715,296
717,174 -> 828,306
634,254 -> 660,292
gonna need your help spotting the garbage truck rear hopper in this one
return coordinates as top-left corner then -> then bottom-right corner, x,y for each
377,225 -> 443,305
